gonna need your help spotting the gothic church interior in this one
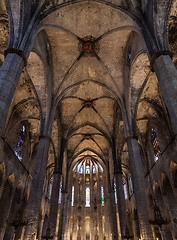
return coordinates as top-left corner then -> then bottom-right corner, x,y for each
0,0 -> 177,239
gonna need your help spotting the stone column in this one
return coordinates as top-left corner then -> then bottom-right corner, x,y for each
126,137 -> 153,239
104,196 -> 111,240
58,190 -> 68,240
14,197 -> 28,240
3,188 -> 21,240
90,167 -> 94,240
47,170 -> 62,240
73,181 -> 79,239
0,182 -> 15,239
97,174 -> 103,239
152,53 -> 177,133
109,188 -> 119,240
0,52 -> 25,132
23,136 -> 51,240
114,172 -> 127,238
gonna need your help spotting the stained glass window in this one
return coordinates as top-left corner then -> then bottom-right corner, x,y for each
114,183 -> 118,204
71,186 -> 74,206
14,125 -> 26,161
86,187 -> 90,207
93,165 -> 96,174
127,47 -> 131,66
123,178 -> 128,200
101,186 -> 104,206
86,165 -> 90,174
48,177 -> 53,200
58,183 -> 62,204
151,128 -> 161,162
129,176 -> 133,195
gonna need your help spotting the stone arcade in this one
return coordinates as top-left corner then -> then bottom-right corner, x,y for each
0,0 -> 177,239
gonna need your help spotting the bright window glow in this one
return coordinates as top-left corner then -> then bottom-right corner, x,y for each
101,186 -> 104,206
58,183 -> 62,204
48,177 -> 53,200
14,125 -> 26,161
123,178 -> 128,200
71,186 -> 74,206
86,187 -> 90,207
86,165 -> 90,174
93,165 -> 96,174
151,128 -> 161,162
114,183 -> 118,204
98,163 -> 103,172
129,176 -> 133,195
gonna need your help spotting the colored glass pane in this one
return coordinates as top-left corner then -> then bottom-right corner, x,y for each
93,165 -> 96,174
151,128 -> 161,162
86,187 -> 90,207
48,177 -> 53,200
71,186 -> 74,206
123,178 -> 128,200
14,125 -> 26,161
86,165 -> 90,174
114,183 -> 118,204
101,186 -> 104,206
59,183 -> 62,204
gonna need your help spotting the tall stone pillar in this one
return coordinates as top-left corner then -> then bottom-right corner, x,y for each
109,188 -> 119,240
58,190 -> 69,240
47,170 -> 62,240
151,53 -> 177,133
126,137 -> 153,240
3,188 -> 21,240
114,171 -> 127,238
23,135 -> 51,240
0,181 -> 15,239
97,174 -> 103,239
0,52 -> 26,132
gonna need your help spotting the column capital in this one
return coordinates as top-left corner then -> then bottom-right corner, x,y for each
125,135 -> 138,142
4,48 -> 27,67
150,50 -> 173,71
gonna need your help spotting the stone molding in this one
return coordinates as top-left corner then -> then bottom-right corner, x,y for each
150,50 -> 173,71
4,48 -> 27,67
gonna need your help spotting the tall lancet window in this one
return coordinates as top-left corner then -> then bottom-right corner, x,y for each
114,183 -> 118,204
101,186 -> 104,206
48,177 -> 53,200
123,178 -> 128,200
58,183 -> 62,204
71,186 -> 74,206
86,187 -> 90,207
14,125 -> 26,161
151,127 -> 161,162
86,165 -> 90,174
